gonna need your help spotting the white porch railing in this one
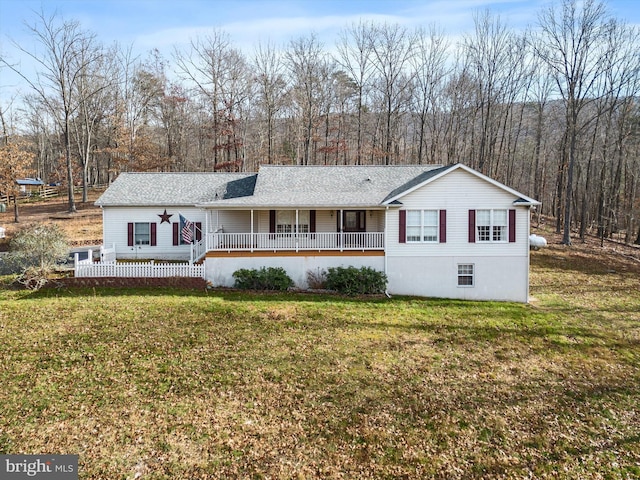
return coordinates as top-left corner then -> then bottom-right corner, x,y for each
75,260 -> 205,278
206,232 -> 384,252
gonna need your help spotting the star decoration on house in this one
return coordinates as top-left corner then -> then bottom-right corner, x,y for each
158,209 -> 173,223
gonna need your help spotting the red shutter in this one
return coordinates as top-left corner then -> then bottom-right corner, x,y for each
468,210 -> 476,243
509,209 -> 516,243
439,210 -> 447,243
399,210 -> 406,243
310,210 -> 316,233
195,222 -> 202,241
127,223 -> 134,246
173,223 -> 179,245
150,223 -> 157,246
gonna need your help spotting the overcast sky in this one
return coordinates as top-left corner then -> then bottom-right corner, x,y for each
1,0 -> 639,102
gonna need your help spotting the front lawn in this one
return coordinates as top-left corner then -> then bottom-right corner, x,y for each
0,244 -> 638,479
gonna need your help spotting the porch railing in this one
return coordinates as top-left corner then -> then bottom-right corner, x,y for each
205,232 -> 384,252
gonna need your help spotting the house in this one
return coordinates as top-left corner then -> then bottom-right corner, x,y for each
95,163 -> 540,302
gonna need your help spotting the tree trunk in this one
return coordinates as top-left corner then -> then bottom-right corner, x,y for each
65,121 -> 77,213
13,196 -> 19,223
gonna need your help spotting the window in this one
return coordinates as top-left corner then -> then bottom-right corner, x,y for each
134,222 -> 150,245
276,210 -> 309,234
457,264 -> 474,287
477,209 -> 507,242
406,210 -> 439,243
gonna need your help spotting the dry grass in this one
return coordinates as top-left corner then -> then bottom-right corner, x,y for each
1,239 -> 639,478
0,189 -> 104,249
0,201 -> 639,478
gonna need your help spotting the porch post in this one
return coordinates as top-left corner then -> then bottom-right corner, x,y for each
384,207 -> 389,277
205,209 -> 210,251
295,209 -> 299,252
251,210 -> 254,252
340,209 -> 343,252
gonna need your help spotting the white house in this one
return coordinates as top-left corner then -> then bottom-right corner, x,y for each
95,163 -> 540,302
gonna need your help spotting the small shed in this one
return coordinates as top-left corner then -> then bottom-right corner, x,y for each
17,178 -> 45,196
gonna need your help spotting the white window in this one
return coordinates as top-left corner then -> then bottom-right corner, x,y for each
276,210 -> 309,234
134,222 -> 150,245
406,210 -> 439,243
477,209 -> 507,242
457,264 -> 474,287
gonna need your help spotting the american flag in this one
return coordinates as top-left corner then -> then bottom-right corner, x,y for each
180,214 -> 194,244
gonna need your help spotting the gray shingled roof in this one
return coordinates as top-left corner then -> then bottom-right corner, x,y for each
96,163 -> 538,209
198,165 -> 443,208
94,172 -> 255,207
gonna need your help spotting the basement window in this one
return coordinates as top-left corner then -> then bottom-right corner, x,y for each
457,264 -> 474,287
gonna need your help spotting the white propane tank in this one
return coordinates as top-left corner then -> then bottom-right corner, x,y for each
529,234 -> 547,250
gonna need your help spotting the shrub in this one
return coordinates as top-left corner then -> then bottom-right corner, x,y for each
5,223 -> 69,289
233,267 -> 294,291
306,268 -> 327,289
324,266 -> 387,296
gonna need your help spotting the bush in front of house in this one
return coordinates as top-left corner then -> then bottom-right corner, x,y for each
233,267 -> 294,291
306,268 -> 327,289
324,266 -> 388,296
5,223 -> 69,289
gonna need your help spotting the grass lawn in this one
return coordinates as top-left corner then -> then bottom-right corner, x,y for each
0,243 -> 639,479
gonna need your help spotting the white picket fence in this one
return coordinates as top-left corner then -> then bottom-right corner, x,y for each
74,245 -> 204,279
75,261 -> 204,278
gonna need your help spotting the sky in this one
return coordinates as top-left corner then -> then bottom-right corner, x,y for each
1,0 -> 639,106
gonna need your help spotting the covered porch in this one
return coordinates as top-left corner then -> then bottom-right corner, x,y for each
192,208 -> 387,261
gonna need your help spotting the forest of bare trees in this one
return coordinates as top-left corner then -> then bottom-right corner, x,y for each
1,0 -> 639,245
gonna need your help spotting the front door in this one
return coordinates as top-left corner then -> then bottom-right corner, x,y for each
342,210 -> 366,232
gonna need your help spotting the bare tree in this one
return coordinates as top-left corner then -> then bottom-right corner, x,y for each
369,23 -> 416,165
534,0 -> 614,245
1,10 -> 103,212
253,41 -> 287,164
335,21 -> 375,165
410,25 -> 450,164
72,40 -> 113,200
175,29 -> 249,171
284,33 -> 329,165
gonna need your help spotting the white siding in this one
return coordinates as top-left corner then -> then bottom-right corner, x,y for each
386,256 -> 529,302
212,210 -> 252,233
385,168 -> 532,302
387,169 -> 530,258
103,206 -> 205,260
316,210 -> 336,233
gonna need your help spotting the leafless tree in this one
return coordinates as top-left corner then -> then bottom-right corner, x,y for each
1,10 -> 103,212
253,40 -> 287,165
534,0 -> 615,245
369,23 -> 416,165
284,33 -> 330,165
410,25 -> 450,164
335,21 -> 376,165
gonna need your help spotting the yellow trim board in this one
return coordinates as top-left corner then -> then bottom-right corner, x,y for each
206,250 -> 384,258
